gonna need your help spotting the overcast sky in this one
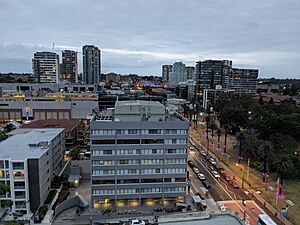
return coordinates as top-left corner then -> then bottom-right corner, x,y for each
0,0 -> 299,78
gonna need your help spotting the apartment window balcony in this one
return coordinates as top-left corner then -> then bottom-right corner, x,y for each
13,171 -> 25,180
15,195 -> 26,200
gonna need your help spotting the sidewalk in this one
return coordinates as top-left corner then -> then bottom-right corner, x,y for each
189,134 -> 293,225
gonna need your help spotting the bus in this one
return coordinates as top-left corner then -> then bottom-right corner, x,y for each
258,214 -> 277,225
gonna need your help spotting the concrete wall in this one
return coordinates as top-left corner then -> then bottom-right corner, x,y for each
71,160 -> 91,179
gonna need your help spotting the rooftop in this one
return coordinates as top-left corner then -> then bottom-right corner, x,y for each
0,128 -> 64,160
22,119 -> 80,132
115,100 -> 163,107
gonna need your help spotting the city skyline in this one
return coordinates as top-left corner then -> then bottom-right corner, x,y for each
0,0 -> 300,78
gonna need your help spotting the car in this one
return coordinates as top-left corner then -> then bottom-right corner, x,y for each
200,150 -> 206,156
130,219 -> 146,225
197,173 -> 205,180
202,180 -> 211,189
229,180 -> 239,189
209,158 -> 217,165
220,169 -> 227,176
188,160 -> 194,167
193,167 -> 200,174
224,175 -> 231,182
209,165 -> 215,171
212,170 -> 220,178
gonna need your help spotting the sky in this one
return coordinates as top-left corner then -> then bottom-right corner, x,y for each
0,0 -> 299,78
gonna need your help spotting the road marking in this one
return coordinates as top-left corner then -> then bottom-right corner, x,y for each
189,137 -> 245,213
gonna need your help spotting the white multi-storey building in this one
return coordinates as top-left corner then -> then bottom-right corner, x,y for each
90,100 -> 189,209
32,52 -> 59,83
0,129 -> 65,214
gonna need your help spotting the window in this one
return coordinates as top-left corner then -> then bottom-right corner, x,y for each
92,150 -> 114,155
117,188 -> 138,194
92,160 -> 114,166
164,168 -> 186,174
165,139 -> 187,144
165,158 -> 186,164
117,139 -> 140,144
92,129 -> 115,135
118,160 -> 139,165
141,178 -> 163,183
141,159 -> 163,164
117,179 -> 139,184
117,169 -> 138,175
14,191 -> 26,199
140,149 -> 163,155
92,140 -> 115,145
165,149 -> 187,154
116,129 -> 138,135
14,182 -> 25,189
92,189 -> 115,195
92,170 -> 115,176
141,188 -> 162,193
164,187 -> 185,192
117,149 -> 140,155
141,168 -> 162,174
141,139 -> 164,144
149,129 -> 162,134
128,129 -> 138,134
92,180 -> 115,185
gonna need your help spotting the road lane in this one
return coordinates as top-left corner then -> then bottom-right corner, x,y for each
189,148 -> 250,202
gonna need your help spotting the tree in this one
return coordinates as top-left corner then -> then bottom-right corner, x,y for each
269,97 -> 274,104
68,148 -> 80,160
273,155 -> 294,195
0,182 -> 10,196
257,140 -> 274,181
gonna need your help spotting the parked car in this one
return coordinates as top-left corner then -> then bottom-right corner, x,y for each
193,167 -> 200,174
229,180 -> 239,189
224,175 -> 232,182
130,219 -> 146,225
212,170 -> 220,178
209,158 -> 217,165
202,180 -> 211,189
198,173 -> 205,180
220,169 -> 227,176
188,160 -> 194,167
200,150 -> 206,156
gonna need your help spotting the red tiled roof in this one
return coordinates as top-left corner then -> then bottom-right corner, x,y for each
22,119 -> 80,132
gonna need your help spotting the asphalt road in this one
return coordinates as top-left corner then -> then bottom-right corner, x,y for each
188,145 -> 250,202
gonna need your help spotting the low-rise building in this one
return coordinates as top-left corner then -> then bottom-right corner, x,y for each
22,119 -> 81,150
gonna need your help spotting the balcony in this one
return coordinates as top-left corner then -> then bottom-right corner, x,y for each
13,171 -> 25,180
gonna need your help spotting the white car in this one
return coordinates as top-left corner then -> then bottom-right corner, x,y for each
193,167 -> 200,174
130,219 -> 146,225
212,170 -> 220,178
198,173 -> 205,180
200,150 -> 206,156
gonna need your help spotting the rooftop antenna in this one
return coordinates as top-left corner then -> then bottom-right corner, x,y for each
52,42 -> 55,52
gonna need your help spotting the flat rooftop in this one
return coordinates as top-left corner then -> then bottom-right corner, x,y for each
115,100 -> 163,107
0,128 -> 64,160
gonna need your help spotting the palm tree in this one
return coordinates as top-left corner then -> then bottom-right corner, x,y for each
258,140 -> 274,182
273,155 -> 294,195
223,124 -> 230,154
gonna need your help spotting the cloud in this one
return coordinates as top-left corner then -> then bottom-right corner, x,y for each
0,0 -> 299,78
